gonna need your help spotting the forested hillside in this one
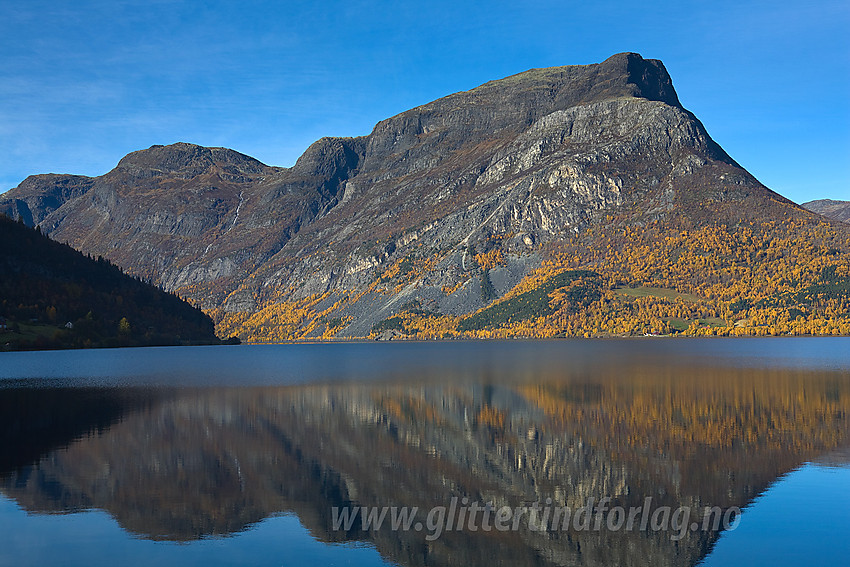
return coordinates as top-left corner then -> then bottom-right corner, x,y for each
219,216 -> 850,340
0,214 -> 221,350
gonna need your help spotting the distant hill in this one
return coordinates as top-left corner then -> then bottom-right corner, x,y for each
803,199 -> 850,223
0,214 -> 221,350
2,52 -> 849,339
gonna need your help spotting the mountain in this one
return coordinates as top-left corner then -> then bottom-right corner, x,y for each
2,52 -> 849,340
803,199 -> 850,223
0,214 -> 220,350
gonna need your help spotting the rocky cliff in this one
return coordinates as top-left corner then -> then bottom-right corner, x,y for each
2,52 -> 841,340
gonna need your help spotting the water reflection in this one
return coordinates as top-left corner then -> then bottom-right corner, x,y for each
1,360 -> 848,567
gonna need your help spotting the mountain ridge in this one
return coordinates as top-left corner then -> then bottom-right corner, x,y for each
803,199 -> 850,223
2,52 -> 848,340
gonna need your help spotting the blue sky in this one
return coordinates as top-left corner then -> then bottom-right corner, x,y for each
1,0 -> 848,203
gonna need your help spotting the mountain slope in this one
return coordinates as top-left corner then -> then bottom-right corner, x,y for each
0,214 -> 220,349
2,52 -> 848,340
804,199 -> 850,222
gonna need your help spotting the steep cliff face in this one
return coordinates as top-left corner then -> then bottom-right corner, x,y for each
0,53 -> 817,337
1,173 -> 94,226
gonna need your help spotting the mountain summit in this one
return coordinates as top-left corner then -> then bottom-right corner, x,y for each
3,53 -> 847,340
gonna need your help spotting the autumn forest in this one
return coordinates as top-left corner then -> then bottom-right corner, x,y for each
217,206 -> 850,342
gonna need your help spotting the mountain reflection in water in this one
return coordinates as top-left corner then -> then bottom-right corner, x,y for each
1,345 -> 849,567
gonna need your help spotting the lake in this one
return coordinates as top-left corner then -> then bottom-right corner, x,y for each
1,338 -> 848,566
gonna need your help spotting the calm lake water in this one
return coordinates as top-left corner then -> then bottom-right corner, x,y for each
1,338 -> 848,566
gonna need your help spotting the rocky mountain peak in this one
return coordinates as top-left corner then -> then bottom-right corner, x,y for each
606,51 -> 681,107
291,137 -> 365,178
115,142 -> 271,180
360,52 -> 683,175
487,51 -> 681,108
